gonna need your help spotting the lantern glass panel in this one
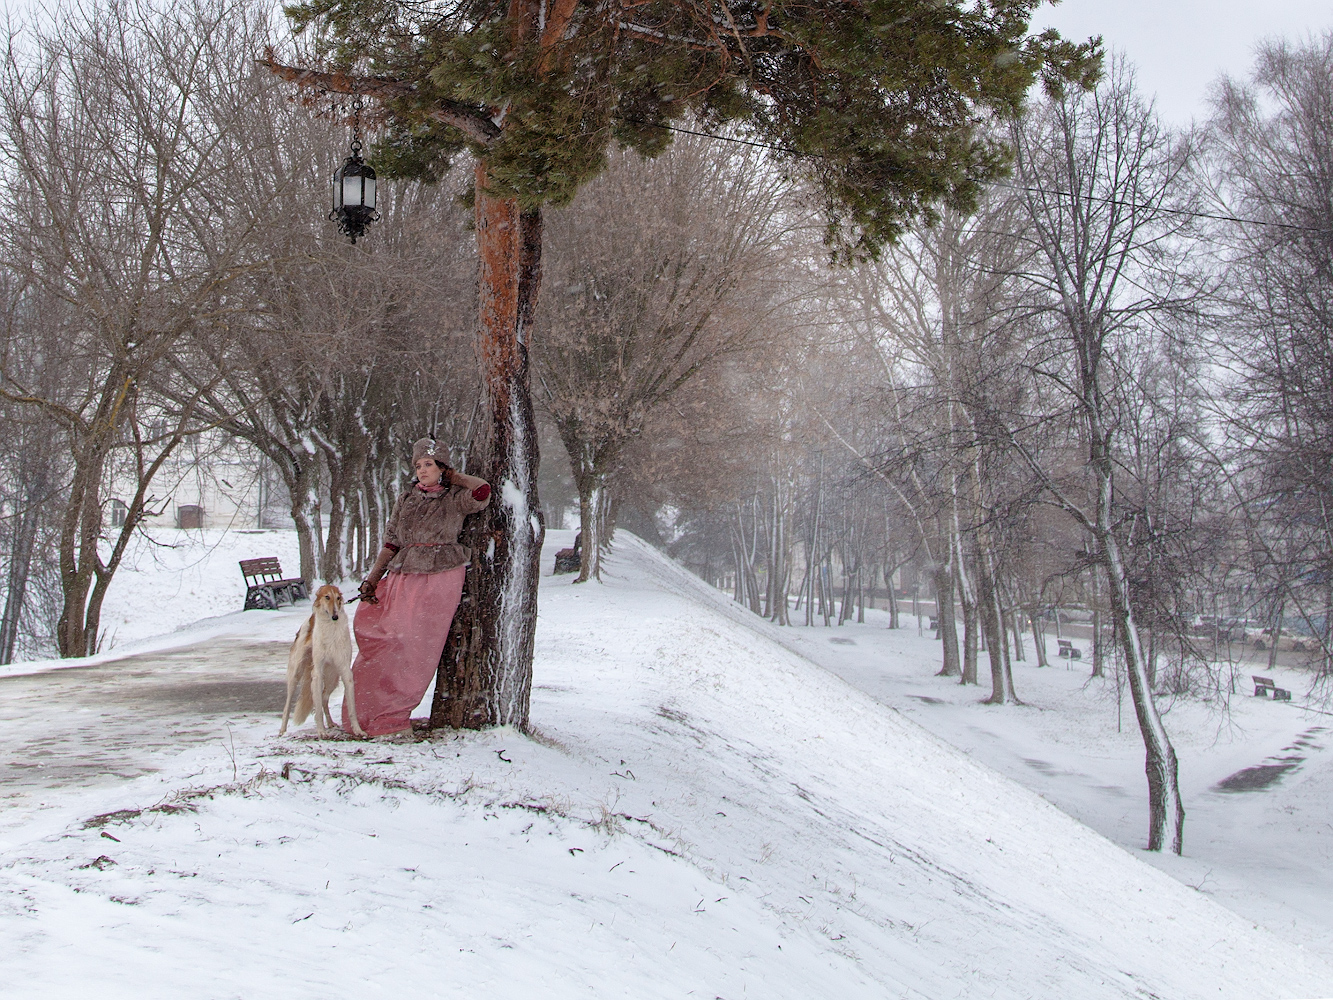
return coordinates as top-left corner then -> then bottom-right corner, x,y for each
343,174 -> 363,208
363,175 -> 376,209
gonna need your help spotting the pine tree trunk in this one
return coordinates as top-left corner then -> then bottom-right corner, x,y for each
432,174 -> 544,731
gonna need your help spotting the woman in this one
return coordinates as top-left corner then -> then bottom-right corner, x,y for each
344,437 -> 491,740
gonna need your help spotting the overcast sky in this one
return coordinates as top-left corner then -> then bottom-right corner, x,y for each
1036,0 -> 1332,125
0,0 -> 1325,126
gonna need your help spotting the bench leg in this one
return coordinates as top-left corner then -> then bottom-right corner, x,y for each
244,586 -> 277,611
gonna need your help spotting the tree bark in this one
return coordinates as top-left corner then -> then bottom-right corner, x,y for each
432,174 -> 545,731
978,547 -> 1015,704
1101,529 -> 1184,852
935,558 -> 961,677
957,546 -> 979,685
0,496 -> 44,664
1030,607 -> 1049,667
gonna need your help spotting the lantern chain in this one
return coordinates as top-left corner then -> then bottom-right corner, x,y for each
351,87 -> 364,156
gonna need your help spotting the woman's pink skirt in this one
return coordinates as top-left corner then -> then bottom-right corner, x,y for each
342,565 -> 466,737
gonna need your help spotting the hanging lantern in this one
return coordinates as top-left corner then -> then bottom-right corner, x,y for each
330,93 -> 379,243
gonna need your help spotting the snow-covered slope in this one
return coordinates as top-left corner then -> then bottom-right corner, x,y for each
1,531 -> 1329,998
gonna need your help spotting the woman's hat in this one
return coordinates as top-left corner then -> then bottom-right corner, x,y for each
411,437 -> 451,468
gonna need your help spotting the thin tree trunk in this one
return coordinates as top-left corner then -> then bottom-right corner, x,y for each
1267,600 -> 1283,672
978,548 -> 1013,704
0,500 -> 42,664
935,559 -> 961,677
1030,607 -> 1049,667
1146,629 -> 1157,689
1091,564 -> 1105,678
957,541 -> 979,684
1102,529 -> 1184,852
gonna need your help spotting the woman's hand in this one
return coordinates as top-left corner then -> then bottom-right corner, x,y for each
449,468 -> 491,500
358,579 -> 379,605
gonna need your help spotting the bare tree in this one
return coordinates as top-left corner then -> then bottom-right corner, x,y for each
534,136 -> 815,581
0,0 -> 277,656
1208,34 -> 1333,677
1008,59 -> 1197,853
840,189 -> 1033,697
0,281 -> 65,663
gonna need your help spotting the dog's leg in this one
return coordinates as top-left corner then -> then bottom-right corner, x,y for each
319,662 -> 336,736
311,652 -> 328,736
280,674 -> 294,736
280,649 -> 300,736
341,663 -> 366,737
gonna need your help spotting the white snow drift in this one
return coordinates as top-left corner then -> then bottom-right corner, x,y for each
0,531 -> 1329,999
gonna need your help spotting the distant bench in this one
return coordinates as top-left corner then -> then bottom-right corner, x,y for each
553,532 -> 582,575
1253,675 -> 1292,701
1057,639 -> 1082,660
240,557 -> 308,610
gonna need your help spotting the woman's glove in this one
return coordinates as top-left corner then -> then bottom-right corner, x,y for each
358,579 -> 379,605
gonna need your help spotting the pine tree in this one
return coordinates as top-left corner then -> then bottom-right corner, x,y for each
266,0 -> 1098,730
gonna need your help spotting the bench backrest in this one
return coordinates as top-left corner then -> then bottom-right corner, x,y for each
1253,675 -> 1275,687
1058,639 -> 1073,648
240,557 -> 285,584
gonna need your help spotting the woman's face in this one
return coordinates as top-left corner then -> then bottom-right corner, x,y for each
414,456 -> 444,488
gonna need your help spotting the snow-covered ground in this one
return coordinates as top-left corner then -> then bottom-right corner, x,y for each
2,530 -> 1331,998
766,608 -> 1333,963
0,528 -> 308,681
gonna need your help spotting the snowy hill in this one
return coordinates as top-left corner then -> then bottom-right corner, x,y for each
1,531 -> 1330,998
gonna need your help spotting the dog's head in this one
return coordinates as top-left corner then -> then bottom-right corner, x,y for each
313,584 -> 345,621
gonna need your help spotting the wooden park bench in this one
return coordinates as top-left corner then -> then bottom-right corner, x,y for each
239,557 -> 308,610
1252,675 -> 1292,701
553,532 -> 582,575
1057,639 -> 1082,660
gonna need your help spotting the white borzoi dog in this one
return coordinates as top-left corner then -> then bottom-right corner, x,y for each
279,584 -> 365,738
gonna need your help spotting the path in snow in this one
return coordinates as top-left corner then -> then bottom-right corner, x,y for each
0,640 -> 290,797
